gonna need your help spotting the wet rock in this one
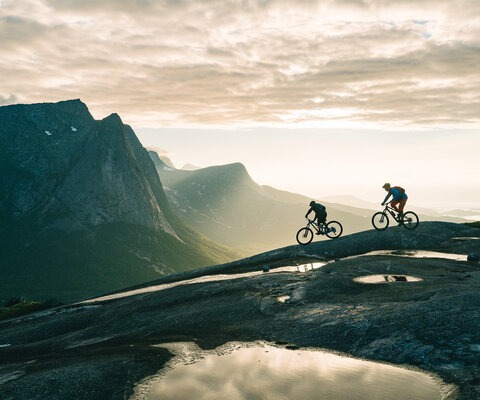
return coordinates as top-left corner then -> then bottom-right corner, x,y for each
4,297 -> 27,307
0,221 -> 479,399
467,253 -> 479,262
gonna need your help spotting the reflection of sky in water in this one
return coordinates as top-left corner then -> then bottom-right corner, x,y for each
83,251 -> 468,304
82,263 -> 325,304
134,343 -> 441,400
354,275 -> 422,284
348,250 -> 467,261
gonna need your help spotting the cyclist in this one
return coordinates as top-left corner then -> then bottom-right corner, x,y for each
305,201 -> 327,234
381,183 -> 408,219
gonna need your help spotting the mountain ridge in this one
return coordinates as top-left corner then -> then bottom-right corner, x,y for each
150,151 -> 469,254
0,99 -> 238,302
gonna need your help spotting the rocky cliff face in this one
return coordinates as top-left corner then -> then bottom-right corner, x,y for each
0,100 -> 236,302
0,99 -> 175,235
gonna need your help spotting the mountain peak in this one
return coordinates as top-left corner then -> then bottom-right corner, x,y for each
0,99 -> 177,236
0,98 -> 95,134
0,98 -> 90,114
102,112 -> 123,124
148,151 -> 176,170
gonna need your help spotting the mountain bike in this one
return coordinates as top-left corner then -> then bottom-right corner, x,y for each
371,203 -> 419,231
296,218 -> 343,245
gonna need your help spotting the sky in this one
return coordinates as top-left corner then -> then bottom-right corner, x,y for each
1,0 -> 479,209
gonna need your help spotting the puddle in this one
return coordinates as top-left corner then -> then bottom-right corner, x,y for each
354,275 -> 423,284
277,295 -> 291,303
352,250 -> 468,262
131,342 -> 443,400
81,263 -> 327,304
296,262 -> 324,272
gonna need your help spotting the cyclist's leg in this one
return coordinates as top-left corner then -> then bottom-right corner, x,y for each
398,198 -> 407,218
316,212 -> 327,234
315,215 -> 323,234
398,198 -> 407,214
390,200 -> 400,212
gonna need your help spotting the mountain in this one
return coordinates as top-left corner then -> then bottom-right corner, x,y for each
149,155 -> 372,254
181,163 -> 200,171
443,209 -> 480,220
320,194 -> 379,210
150,152 -> 468,254
0,100 -> 237,302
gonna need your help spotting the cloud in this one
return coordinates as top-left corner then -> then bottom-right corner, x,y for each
1,0 -> 479,127
0,94 -> 18,106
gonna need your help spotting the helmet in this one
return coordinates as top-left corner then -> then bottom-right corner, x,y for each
382,183 -> 391,189
309,201 -> 315,206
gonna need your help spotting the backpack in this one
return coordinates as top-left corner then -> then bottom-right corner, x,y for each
393,186 -> 405,194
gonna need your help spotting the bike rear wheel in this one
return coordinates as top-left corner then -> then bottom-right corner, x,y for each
372,212 -> 389,230
402,211 -> 419,230
296,227 -> 314,245
326,221 -> 343,238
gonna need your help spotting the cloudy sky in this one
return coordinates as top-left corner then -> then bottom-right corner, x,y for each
1,0 -> 479,209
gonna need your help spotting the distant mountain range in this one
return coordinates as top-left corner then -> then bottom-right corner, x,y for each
150,152 -> 468,254
0,100 -> 237,302
442,209 -> 480,220
150,153 -> 373,253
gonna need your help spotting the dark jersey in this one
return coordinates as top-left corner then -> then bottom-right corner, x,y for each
306,202 -> 326,218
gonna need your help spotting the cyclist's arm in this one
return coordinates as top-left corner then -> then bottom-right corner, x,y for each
382,191 -> 392,205
305,207 -> 313,218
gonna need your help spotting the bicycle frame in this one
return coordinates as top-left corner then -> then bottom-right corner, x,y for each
372,202 -> 419,231
306,218 -> 327,233
382,204 -> 401,221
297,217 -> 343,244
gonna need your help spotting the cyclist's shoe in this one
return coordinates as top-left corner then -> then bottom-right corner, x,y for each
316,230 -> 322,235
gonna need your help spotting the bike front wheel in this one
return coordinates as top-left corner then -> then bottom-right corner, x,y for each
402,211 -> 419,230
296,227 -> 314,245
326,221 -> 343,238
372,212 -> 389,230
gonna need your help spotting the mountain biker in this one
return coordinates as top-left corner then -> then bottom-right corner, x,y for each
305,201 -> 327,234
382,183 -> 408,219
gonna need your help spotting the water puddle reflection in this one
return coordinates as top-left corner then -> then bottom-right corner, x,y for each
131,342 -> 442,400
277,295 -> 290,303
351,250 -> 467,262
82,263 -> 326,304
354,275 -> 422,284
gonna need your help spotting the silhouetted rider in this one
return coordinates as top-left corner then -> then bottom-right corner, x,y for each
305,201 -> 327,234
381,183 -> 408,218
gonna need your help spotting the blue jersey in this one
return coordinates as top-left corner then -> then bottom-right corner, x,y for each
384,187 -> 407,203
